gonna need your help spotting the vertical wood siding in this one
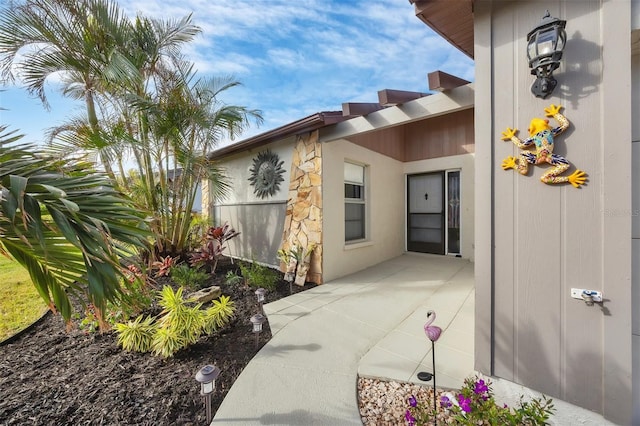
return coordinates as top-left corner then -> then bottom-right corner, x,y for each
476,0 -> 632,423
344,109 -> 474,162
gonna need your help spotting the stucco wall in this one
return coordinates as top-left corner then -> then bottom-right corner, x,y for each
215,138 -> 293,205
404,153 -> 475,262
474,1 -> 632,423
213,138 -> 294,266
321,139 -> 404,282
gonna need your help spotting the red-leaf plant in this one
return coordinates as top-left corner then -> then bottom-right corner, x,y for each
190,223 -> 240,274
152,255 -> 178,278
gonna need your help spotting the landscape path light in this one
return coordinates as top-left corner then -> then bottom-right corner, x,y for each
255,287 -> 266,312
195,364 -> 220,423
250,313 -> 266,349
527,10 -> 567,98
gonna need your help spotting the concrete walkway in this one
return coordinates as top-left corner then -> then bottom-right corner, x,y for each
212,253 -> 475,425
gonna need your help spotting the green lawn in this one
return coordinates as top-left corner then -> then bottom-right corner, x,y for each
0,256 -> 48,341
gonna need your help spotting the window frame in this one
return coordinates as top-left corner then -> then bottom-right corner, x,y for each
344,161 -> 367,243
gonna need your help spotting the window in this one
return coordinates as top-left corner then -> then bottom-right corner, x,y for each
344,162 -> 366,242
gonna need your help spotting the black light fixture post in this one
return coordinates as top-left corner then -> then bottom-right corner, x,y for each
527,10 -> 567,98
417,340 -> 438,423
195,364 -> 221,423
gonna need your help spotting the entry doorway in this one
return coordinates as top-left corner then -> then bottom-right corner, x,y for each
407,170 -> 461,255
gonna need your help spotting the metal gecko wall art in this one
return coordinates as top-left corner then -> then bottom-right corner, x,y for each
501,104 -> 587,188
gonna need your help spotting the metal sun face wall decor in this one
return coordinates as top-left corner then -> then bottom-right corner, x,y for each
501,104 -> 587,188
248,150 -> 285,198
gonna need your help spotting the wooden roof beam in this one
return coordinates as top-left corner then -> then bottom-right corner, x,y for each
428,70 -> 470,92
341,102 -> 385,117
377,89 -> 429,106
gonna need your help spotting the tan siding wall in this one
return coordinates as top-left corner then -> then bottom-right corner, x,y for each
473,0 -> 493,378
344,109 -> 474,162
631,46 -> 640,423
475,1 -> 632,423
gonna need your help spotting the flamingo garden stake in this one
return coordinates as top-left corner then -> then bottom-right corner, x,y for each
423,310 -> 442,423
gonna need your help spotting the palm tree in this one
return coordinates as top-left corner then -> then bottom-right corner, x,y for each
0,0 -> 121,179
1,0 -> 263,257
0,0 -> 199,180
133,66 -> 262,254
0,126 -> 149,329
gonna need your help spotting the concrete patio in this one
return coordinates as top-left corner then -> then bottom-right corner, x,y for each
212,253 -> 475,425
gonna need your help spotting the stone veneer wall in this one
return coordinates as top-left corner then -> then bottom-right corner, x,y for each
280,130 -> 323,284
200,178 -> 211,220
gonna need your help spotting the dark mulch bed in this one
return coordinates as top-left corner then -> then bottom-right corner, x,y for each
0,258 -> 313,425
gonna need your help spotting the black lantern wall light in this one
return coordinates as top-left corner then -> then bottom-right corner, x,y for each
527,10 -> 567,99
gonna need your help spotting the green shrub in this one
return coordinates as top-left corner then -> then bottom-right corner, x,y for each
74,305 -> 100,333
171,264 -> 208,289
225,270 -> 243,286
116,274 -> 153,320
158,285 -> 186,312
156,286 -> 204,348
115,315 -> 156,353
186,216 -> 212,251
152,326 -> 185,358
239,261 -> 279,290
114,285 -> 236,358
203,295 -> 235,334
74,274 -> 153,333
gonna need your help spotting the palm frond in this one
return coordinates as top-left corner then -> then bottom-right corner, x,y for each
0,132 -> 149,326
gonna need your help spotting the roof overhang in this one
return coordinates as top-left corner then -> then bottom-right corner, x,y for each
208,74 -> 468,160
320,83 -> 475,143
409,0 -> 474,59
208,111 -> 345,159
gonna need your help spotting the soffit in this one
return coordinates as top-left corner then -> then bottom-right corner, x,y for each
410,0 -> 474,59
208,112 -> 345,160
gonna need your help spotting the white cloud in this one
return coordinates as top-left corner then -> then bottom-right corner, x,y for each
6,0 -> 475,146
266,48 -> 306,69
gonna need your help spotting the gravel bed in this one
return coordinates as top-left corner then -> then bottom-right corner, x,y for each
358,377 -> 455,426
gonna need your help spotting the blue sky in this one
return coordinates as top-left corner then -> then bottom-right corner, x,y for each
0,0 -> 474,149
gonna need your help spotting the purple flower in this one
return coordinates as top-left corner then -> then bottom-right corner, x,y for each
457,394 -> 472,413
474,379 -> 488,395
440,395 -> 452,408
408,395 -> 417,407
474,379 -> 490,401
405,409 -> 416,426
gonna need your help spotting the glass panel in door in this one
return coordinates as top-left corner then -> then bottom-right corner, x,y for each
447,170 -> 461,255
407,172 -> 444,254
